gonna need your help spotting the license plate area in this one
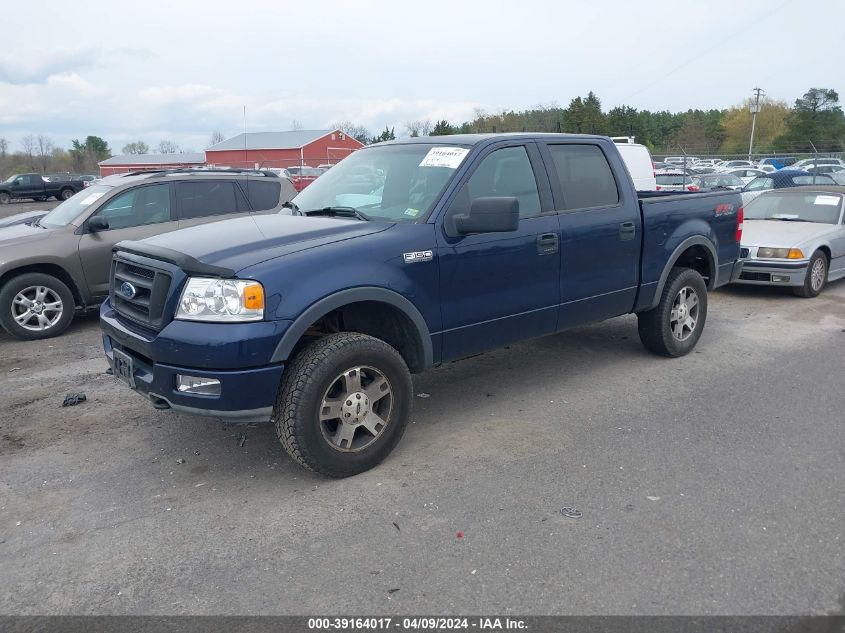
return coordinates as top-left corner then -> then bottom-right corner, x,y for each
112,348 -> 136,388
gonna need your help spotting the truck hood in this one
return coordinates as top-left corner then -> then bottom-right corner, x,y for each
126,214 -> 391,273
742,219 -> 838,248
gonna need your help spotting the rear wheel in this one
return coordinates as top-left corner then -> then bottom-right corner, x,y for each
274,332 -> 412,477
59,188 -> 74,200
638,267 -> 708,357
0,273 -> 76,340
793,251 -> 827,298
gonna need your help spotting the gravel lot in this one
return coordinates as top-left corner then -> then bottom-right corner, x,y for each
0,199 -> 61,220
0,283 -> 843,615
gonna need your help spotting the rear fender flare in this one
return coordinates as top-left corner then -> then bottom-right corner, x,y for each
649,236 -> 717,310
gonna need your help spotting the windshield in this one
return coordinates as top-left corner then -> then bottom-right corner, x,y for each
292,143 -> 469,222
745,192 -> 843,224
39,184 -> 113,228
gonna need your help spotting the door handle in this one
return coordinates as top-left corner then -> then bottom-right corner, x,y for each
537,233 -> 559,255
619,221 -> 636,241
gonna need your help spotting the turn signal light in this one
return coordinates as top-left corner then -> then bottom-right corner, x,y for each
243,283 -> 265,310
787,248 -> 804,259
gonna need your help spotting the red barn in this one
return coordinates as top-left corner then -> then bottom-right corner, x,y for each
205,129 -> 363,170
98,152 -> 206,176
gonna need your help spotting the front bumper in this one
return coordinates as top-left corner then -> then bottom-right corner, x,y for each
734,259 -> 809,287
101,301 -> 287,422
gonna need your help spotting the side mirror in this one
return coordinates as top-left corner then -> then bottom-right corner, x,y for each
454,197 -> 519,234
88,216 -> 109,232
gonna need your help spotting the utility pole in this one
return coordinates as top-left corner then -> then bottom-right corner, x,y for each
748,87 -> 764,161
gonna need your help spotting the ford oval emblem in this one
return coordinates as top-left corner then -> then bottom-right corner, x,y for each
120,282 -> 137,300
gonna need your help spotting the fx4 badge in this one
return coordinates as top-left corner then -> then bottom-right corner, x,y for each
714,203 -> 735,216
404,250 -> 433,263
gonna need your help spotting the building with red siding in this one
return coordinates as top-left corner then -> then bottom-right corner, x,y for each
98,152 -> 206,176
204,129 -> 363,170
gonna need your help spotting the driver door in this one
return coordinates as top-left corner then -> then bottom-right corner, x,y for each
77,183 -> 178,297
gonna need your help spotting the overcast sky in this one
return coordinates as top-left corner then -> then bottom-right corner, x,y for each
1,0 -> 842,153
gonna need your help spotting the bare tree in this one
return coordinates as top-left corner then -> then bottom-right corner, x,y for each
208,131 -> 225,147
36,134 -> 54,173
122,141 -> 149,154
157,140 -> 180,154
330,120 -> 369,144
405,119 -> 433,137
21,135 -> 36,170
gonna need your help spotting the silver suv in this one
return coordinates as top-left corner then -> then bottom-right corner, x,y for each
0,169 -> 295,340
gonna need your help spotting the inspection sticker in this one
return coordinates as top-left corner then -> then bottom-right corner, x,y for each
404,208 -> 420,217
419,147 -> 469,169
79,192 -> 105,205
814,195 -> 840,206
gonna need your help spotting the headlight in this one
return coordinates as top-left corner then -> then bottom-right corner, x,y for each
756,247 -> 804,259
176,277 -> 265,322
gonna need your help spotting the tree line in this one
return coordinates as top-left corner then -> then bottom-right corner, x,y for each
337,87 -> 845,155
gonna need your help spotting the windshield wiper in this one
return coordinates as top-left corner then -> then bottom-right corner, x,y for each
301,206 -> 370,221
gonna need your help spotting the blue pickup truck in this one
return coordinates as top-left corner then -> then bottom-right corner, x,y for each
100,134 -> 744,477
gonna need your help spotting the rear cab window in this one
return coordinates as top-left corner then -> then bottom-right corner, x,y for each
545,144 -> 619,210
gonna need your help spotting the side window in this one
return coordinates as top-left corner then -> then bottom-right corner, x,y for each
547,144 -> 619,210
95,183 -> 171,229
177,181 -> 240,219
745,177 -> 772,191
453,146 -> 541,219
242,180 -> 282,211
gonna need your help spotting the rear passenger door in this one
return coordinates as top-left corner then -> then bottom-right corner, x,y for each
436,142 -> 560,361
175,179 -> 252,228
539,142 -> 641,329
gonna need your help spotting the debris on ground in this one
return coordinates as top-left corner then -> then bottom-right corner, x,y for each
176,458 -> 186,465
456,531 -> 464,538
392,521 -> 400,531
8,368 -> 21,372
238,434 -> 246,447
105,367 -> 113,375
416,392 -> 430,398
560,506 -> 583,519
61,393 -> 86,407
388,588 -> 400,594
646,496 -> 660,501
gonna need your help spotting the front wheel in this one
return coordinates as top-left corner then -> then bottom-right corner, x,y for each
0,273 -> 76,340
274,332 -> 413,477
638,267 -> 708,357
0,192 -> 10,204
793,251 -> 827,298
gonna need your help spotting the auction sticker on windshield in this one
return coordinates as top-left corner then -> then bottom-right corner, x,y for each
419,147 -> 469,169
814,195 -> 840,206
80,192 -> 105,205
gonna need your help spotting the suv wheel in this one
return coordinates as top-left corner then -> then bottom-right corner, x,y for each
637,267 -> 708,357
0,273 -> 76,340
59,188 -> 74,200
274,332 -> 413,477
0,192 -> 10,204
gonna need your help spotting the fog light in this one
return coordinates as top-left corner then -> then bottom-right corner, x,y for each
176,375 -> 221,395
771,275 -> 790,283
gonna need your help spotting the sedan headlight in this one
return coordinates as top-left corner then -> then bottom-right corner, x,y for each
176,277 -> 265,322
756,247 -> 804,260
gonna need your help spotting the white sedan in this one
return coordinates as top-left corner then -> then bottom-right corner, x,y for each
724,167 -> 768,185
736,186 -> 845,297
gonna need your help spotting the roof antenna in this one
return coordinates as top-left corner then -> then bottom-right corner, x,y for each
243,104 -> 250,203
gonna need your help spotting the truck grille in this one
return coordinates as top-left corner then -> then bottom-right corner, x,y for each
111,258 -> 172,330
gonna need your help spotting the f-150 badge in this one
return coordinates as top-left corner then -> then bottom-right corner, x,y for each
404,250 -> 433,263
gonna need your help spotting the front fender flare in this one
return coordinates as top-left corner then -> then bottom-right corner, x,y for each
270,287 -> 434,368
